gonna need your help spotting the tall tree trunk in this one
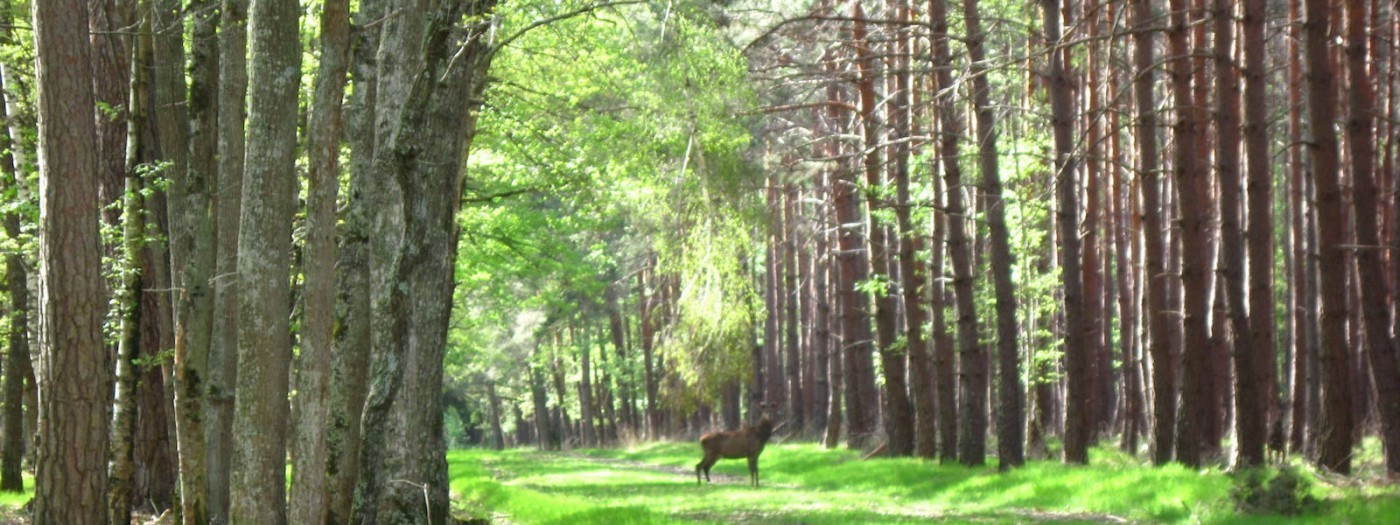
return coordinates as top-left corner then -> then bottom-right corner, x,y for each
1304,0 -> 1354,475
819,39 -> 845,449
1082,2 -> 1105,440
852,1 -> 910,456
325,0 -> 382,510
1130,0 -> 1174,466
325,0 -> 381,509
0,60 -> 26,496
90,0 -> 130,229
578,326 -> 596,447
208,0 -> 248,520
352,2 -> 495,522
931,136 -> 956,464
1242,0 -> 1278,466
530,362 -> 556,449
1212,0 -> 1264,468
1040,0 -> 1088,464
835,8 -> 878,446
1344,0 -> 1400,475
487,382 -> 505,450
168,0 -> 220,520
1287,0 -> 1311,456
229,0 -> 301,521
32,0 -> 109,520
606,285 -> 632,437
812,182 -> 832,438
784,185 -> 805,436
962,0 -> 1022,469
892,2 -> 932,458
640,265 -> 660,439
1169,0 -> 1212,468
290,0 -> 350,521
928,0 -> 985,467
107,7 -> 149,521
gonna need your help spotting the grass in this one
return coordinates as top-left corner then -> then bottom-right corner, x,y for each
449,442 -> 1400,524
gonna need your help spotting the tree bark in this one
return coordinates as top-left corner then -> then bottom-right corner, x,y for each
107,6 -> 149,521
1212,0 -> 1265,468
32,0 -> 110,520
1304,0 -> 1354,475
927,0 -> 985,467
351,2 -> 496,522
783,185 -> 804,436
1129,0 -> 1174,466
168,0 -> 220,520
852,1 -> 911,456
891,1 -> 932,458
229,0 -> 301,521
834,9 -> 878,447
1040,0 -> 1088,465
1169,0 -> 1212,468
0,59 -> 26,496
326,0 -> 385,521
1242,0 -> 1278,467
962,0 -> 1022,470
208,0 -> 248,520
290,0 -> 350,521
1343,0 -> 1400,475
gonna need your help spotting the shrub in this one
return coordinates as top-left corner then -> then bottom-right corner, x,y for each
1230,466 -> 1320,516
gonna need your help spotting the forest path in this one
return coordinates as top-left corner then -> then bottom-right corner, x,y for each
449,446 -> 1139,524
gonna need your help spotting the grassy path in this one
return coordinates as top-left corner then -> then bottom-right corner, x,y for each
447,442 -> 1400,524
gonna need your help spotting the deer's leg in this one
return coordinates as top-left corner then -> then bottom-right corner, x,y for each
748,455 -> 759,487
697,453 -> 718,484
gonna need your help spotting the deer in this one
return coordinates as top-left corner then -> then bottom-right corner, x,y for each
695,403 -> 777,487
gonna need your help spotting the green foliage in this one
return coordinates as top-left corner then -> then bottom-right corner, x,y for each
447,0 -> 760,424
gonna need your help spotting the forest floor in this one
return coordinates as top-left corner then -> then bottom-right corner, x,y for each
448,441 -> 1400,524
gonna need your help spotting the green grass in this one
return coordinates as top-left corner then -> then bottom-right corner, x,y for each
448,443 -> 1400,524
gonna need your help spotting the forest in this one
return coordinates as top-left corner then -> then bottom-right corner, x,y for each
10,0 -> 1400,522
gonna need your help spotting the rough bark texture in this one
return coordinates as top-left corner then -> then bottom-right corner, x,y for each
1304,0 -> 1354,475
326,0 -> 384,521
962,0 -> 1021,470
1040,0 -> 1088,465
352,1 -> 496,522
32,0 -> 110,521
229,0 -> 301,521
171,0 -> 219,521
89,0 -> 131,227
290,0 -> 350,521
1344,0 -> 1400,476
